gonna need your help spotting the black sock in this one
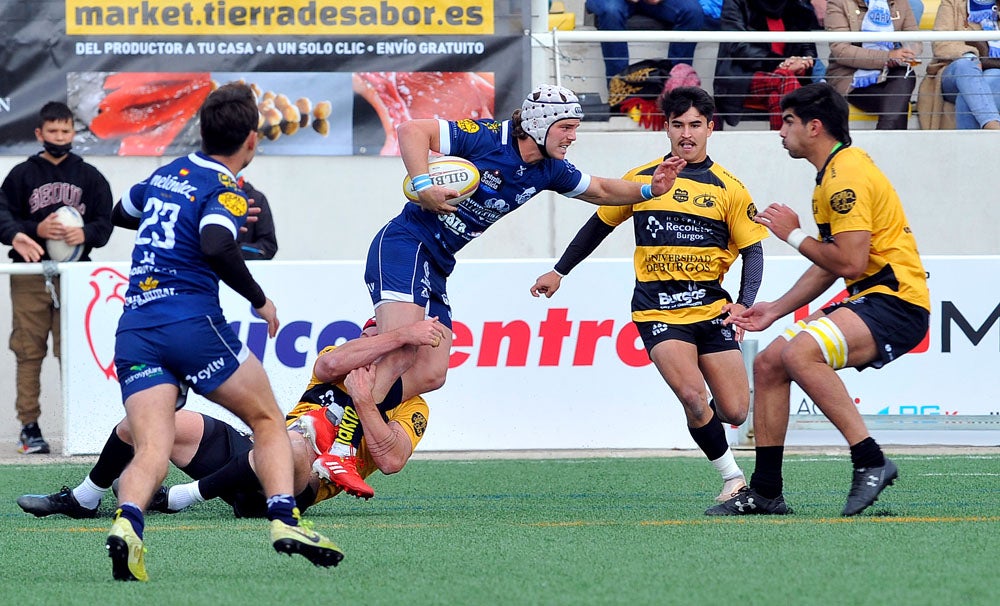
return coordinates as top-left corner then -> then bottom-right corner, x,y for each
89,428 -> 135,488
750,446 -> 785,499
197,452 -> 261,500
849,437 -> 885,469
688,411 -> 729,461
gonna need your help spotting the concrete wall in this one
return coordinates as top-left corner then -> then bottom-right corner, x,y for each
1,128 -> 990,264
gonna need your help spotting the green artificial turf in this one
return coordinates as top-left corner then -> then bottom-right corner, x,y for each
2,454 -> 997,605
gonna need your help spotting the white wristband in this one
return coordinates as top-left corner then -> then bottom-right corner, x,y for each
786,228 -> 809,251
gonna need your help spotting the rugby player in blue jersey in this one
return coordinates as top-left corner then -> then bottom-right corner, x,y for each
106,82 -> 341,581
308,84 -> 686,496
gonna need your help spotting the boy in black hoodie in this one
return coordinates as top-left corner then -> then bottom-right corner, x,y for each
0,101 -> 113,454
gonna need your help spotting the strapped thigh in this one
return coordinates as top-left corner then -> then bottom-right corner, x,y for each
801,316 -> 849,370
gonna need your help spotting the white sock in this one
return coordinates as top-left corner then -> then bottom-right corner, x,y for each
711,449 -> 744,481
167,481 -> 205,511
329,442 -> 351,457
72,477 -> 107,509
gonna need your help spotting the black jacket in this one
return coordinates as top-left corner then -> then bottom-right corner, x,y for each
237,179 -> 278,260
0,152 -> 114,261
714,0 -> 821,125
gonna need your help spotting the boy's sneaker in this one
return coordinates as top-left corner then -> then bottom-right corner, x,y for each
842,458 -> 898,516
705,486 -> 793,516
271,518 -> 344,568
716,475 -> 747,503
17,485 -> 99,519
312,453 -> 374,499
17,422 -> 50,454
107,513 -> 148,581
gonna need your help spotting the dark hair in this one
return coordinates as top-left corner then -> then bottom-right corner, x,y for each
658,86 -> 714,121
510,108 -> 529,140
779,83 -> 852,146
38,101 -> 73,128
200,82 -> 259,156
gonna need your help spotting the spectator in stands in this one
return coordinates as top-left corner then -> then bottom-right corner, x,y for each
917,0 -> 1000,130
810,0 -> 923,28
714,0 -> 822,129
586,0 -> 715,82
825,0 -> 922,130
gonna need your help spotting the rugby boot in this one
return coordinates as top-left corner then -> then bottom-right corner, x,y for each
843,458 -> 898,516
312,452 -> 374,499
299,407 -> 338,455
17,486 -> 99,519
271,515 -> 344,568
705,486 -> 793,516
106,512 -> 148,582
716,475 -> 748,503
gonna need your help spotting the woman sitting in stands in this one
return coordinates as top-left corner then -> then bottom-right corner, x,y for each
714,0 -> 822,129
825,0 -> 922,130
918,0 -> 1000,130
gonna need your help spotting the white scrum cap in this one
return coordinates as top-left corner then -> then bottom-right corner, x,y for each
520,84 -> 584,146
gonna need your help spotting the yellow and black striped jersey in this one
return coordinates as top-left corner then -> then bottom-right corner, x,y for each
285,345 -> 429,505
813,146 -> 930,311
597,156 -> 769,324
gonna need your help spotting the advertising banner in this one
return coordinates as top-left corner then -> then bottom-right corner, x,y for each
0,1 -> 528,156
59,257 -> 1000,454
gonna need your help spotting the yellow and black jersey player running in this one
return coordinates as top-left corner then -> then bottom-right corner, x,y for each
530,86 -> 767,509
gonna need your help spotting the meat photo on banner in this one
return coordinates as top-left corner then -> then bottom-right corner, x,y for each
70,71 -> 354,156
353,71 -> 495,155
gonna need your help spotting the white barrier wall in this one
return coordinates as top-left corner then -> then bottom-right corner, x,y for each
58,257 -> 999,454
3,130 -> 999,449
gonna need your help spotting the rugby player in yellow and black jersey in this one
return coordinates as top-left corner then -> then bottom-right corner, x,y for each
710,83 -> 930,518
531,87 -> 768,508
154,316 -> 441,515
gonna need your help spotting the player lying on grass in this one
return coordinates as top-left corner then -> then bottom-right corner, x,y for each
17,317 -> 440,519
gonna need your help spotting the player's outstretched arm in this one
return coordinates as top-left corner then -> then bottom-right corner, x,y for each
576,156 -> 685,206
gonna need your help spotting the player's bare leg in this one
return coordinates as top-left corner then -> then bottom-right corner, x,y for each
650,341 -> 746,503
209,356 -> 343,567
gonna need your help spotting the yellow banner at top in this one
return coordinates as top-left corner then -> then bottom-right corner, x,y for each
66,0 -> 494,35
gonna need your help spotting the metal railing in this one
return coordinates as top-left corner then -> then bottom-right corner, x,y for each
532,29 -> 1000,127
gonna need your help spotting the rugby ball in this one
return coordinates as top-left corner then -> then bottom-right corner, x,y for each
403,156 -> 480,204
45,206 -> 85,263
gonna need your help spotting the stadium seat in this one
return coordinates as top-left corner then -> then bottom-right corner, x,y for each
549,1 -> 576,31
920,0 -> 940,30
848,101 -> 913,123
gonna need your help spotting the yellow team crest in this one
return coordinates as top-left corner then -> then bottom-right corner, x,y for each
218,173 -> 237,189
456,119 -> 480,133
411,411 -> 427,437
139,276 -> 159,291
218,192 -> 248,217
830,189 -> 857,214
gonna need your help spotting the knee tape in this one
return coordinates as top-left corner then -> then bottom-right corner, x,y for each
802,316 -> 849,370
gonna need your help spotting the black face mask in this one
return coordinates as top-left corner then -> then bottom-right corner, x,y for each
43,141 -> 72,158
